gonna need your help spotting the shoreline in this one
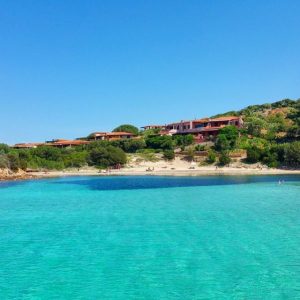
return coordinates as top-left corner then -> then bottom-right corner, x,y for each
36,168 -> 300,178
2,167 -> 300,182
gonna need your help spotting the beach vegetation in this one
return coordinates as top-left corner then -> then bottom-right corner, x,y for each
195,144 -> 206,151
136,149 -> 159,162
88,145 -> 126,168
163,149 -> 175,160
206,150 -> 217,164
218,151 -> 231,166
284,141 -> 300,167
0,143 -> 10,154
185,147 -> 195,162
0,154 -> 9,169
215,126 -> 239,151
111,138 -> 146,153
173,134 -> 194,147
141,128 -> 161,137
145,135 -> 174,150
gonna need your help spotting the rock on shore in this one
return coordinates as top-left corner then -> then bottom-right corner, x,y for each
0,168 -> 35,181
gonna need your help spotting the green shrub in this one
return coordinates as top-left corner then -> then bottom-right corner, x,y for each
31,146 -> 63,161
111,139 -> 146,153
262,151 -> 279,168
206,150 -> 216,164
195,144 -> 205,151
0,154 -> 9,169
185,148 -> 195,162
64,151 -> 88,168
284,142 -> 300,167
215,126 -> 239,151
0,143 -> 10,154
145,135 -> 174,150
173,134 -> 194,147
163,149 -> 175,160
7,153 -> 21,171
136,149 -> 159,162
88,145 -> 126,168
219,152 -> 231,166
246,147 -> 262,163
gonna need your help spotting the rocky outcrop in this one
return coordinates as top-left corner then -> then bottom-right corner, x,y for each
0,168 -> 36,181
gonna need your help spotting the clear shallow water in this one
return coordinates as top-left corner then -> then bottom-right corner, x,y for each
0,176 -> 300,299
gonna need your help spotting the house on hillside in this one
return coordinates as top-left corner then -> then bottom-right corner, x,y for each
45,139 -> 90,148
165,116 -> 243,143
88,132 -> 136,141
13,143 -> 45,149
141,125 -> 165,130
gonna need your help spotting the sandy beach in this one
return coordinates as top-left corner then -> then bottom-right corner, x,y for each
30,167 -> 300,178
2,157 -> 300,182
27,157 -> 300,179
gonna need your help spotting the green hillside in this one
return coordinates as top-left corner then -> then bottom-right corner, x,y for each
1,98 -> 299,172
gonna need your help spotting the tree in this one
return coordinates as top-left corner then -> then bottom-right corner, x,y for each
163,149 -> 175,160
173,134 -> 194,147
215,134 -> 230,151
261,150 -> 278,168
88,145 -> 126,168
206,150 -> 216,164
64,151 -> 88,168
112,124 -> 139,135
0,154 -> 9,169
244,116 -> 266,137
111,139 -> 146,153
219,151 -> 231,166
7,153 -> 22,171
185,147 -> 195,162
284,142 -> 300,167
0,143 -> 10,154
215,126 -> 239,151
145,135 -> 174,150
31,146 -> 63,161
287,125 -> 299,139
288,101 -> 300,126
246,147 -> 262,163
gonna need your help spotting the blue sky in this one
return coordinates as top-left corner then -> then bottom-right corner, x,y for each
0,0 -> 299,144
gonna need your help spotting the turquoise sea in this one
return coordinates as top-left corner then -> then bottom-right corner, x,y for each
0,175 -> 300,299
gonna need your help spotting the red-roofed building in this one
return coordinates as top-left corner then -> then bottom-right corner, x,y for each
165,116 -> 243,143
13,142 -> 45,149
88,132 -> 136,141
46,139 -> 90,148
141,125 -> 165,130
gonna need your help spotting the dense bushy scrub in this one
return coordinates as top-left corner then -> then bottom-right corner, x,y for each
284,142 -> 300,167
63,150 -> 88,168
206,150 -> 216,164
111,139 -> 146,153
88,145 -> 126,168
0,143 -> 10,154
215,126 -> 239,151
173,134 -> 194,147
163,149 -> 175,160
145,135 -> 174,150
0,141 -> 128,171
218,152 -> 231,166
246,146 -> 263,163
